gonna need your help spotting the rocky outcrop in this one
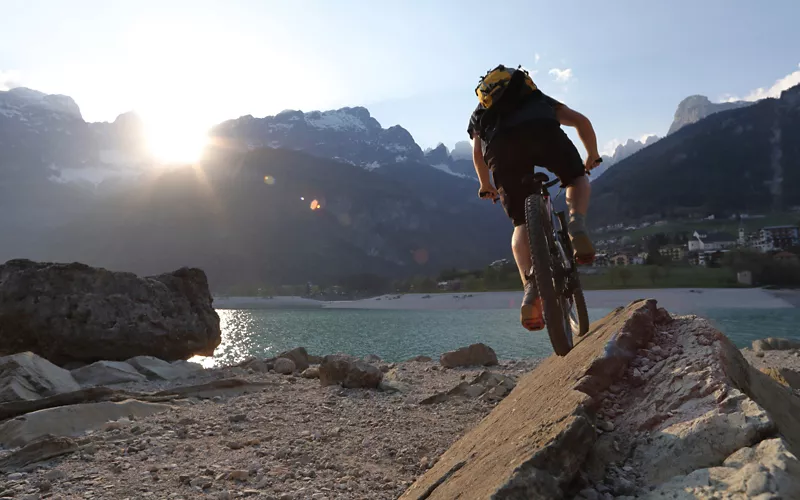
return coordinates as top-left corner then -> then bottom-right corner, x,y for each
401,300 -> 800,499
440,343 -> 498,368
0,352 -> 80,403
0,260 -> 221,365
319,354 -> 383,389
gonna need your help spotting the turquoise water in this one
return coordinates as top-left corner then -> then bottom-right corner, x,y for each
197,307 -> 800,367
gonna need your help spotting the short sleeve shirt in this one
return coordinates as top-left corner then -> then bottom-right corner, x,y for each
467,91 -> 563,140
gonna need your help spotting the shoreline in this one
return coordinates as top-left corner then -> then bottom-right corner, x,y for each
213,287 -> 798,315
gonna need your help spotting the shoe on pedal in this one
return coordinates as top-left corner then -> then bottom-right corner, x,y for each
570,232 -> 596,265
520,281 -> 545,331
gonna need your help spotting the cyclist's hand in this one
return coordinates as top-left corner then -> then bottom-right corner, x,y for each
478,184 -> 499,203
585,156 -> 602,171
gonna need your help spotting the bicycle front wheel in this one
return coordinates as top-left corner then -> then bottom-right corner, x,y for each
524,194 -> 572,356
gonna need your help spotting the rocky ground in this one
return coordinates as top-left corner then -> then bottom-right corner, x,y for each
1,307 -> 799,499
0,352 -> 538,500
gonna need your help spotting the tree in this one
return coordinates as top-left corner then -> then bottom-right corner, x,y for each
619,267 -> 633,286
648,266 -> 663,285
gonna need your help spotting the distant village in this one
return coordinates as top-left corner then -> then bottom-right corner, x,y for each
592,217 -> 800,273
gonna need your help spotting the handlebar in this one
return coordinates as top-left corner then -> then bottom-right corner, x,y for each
478,159 -> 601,201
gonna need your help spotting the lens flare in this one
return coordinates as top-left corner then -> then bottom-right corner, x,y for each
263,175 -> 275,185
310,199 -> 321,210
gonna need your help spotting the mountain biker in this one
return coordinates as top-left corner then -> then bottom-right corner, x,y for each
468,65 -> 601,331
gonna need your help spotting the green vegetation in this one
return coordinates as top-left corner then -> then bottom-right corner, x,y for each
579,265 -> 738,290
595,213 -> 800,241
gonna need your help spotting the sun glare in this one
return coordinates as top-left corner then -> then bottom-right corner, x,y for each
145,119 -> 209,164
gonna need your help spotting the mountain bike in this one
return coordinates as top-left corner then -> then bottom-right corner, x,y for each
482,170 -> 591,356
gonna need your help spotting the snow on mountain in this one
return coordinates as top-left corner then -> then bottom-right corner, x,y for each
0,87 -> 83,120
212,106 -> 425,168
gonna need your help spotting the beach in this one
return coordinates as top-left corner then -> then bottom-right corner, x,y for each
213,288 -> 798,315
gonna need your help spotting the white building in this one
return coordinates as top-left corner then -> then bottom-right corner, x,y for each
688,231 -> 738,252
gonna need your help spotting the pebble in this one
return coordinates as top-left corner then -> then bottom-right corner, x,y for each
579,488 -> 600,500
229,414 -> 247,423
44,470 -> 66,482
7,473 -> 24,480
228,470 -> 249,481
597,420 -> 615,432
190,476 -> 213,489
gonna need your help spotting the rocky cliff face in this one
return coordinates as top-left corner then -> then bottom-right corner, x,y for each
212,107 -> 425,168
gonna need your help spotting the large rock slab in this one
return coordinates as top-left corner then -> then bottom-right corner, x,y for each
0,259 -> 221,364
0,352 -> 80,403
319,354 -> 383,389
127,356 -> 202,380
70,360 -> 147,387
0,399 -> 173,448
401,300 -> 800,499
277,347 -> 310,372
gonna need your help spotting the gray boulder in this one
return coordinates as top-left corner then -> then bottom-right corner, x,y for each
752,338 -> 800,352
277,347 -> 310,371
0,352 -> 80,403
0,259 -> 221,364
274,358 -> 296,375
70,360 -> 146,387
319,354 -> 382,389
440,343 -> 498,368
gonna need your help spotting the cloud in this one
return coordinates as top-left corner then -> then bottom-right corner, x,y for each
723,63 -> 800,102
548,68 -> 573,83
535,53 -> 541,64
0,70 -> 22,91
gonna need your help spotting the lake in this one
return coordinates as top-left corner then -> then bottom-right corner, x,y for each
194,306 -> 800,368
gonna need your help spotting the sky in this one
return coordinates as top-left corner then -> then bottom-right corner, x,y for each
2,0 -> 799,157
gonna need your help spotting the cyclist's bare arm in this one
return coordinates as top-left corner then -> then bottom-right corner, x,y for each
472,132 -> 494,190
555,105 -> 601,166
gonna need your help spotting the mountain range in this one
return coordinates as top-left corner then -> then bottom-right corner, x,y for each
1,83 -> 797,288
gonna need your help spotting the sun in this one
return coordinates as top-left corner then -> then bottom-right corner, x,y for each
145,118 -> 209,164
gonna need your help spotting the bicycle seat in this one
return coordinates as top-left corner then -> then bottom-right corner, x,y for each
522,172 -> 551,186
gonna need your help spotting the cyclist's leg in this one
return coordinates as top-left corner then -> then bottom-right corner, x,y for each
535,123 -> 595,263
485,128 -> 545,330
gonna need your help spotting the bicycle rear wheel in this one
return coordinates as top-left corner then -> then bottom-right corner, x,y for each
524,194 -> 573,356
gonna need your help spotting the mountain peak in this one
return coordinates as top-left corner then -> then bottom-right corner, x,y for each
0,87 -> 83,120
668,94 -> 752,135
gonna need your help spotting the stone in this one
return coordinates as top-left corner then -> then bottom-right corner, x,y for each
0,260 -> 220,364
439,343 -> 498,368
0,352 -> 80,403
70,360 -> 146,387
274,358 -> 296,375
0,436 -> 78,472
597,420 -> 614,432
190,476 -> 214,489
752,337 -> 800,352
227,470 -> 249,481
301,367 -> 320,379
126,356 -> 199,380
363,354 -> 382,364
277,347 -> 310,372
406,356 -> 433,362
0,399 -> 173,448
319,355 -> 383,389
